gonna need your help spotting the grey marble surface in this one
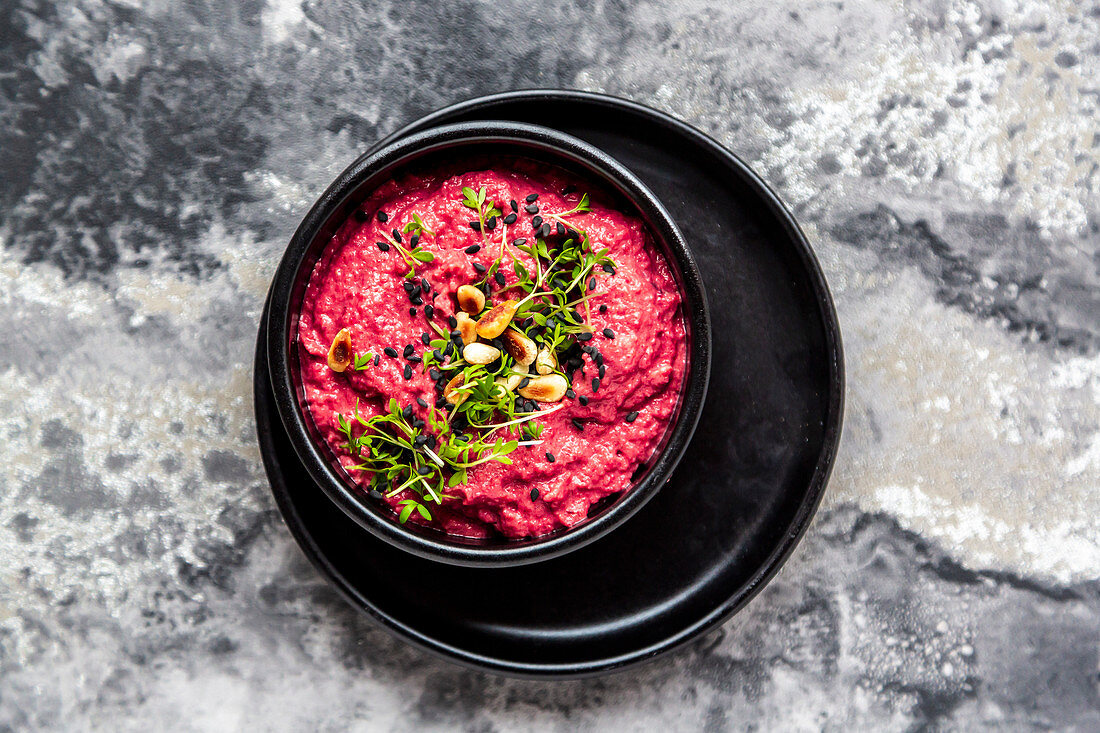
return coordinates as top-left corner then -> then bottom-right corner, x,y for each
2,0 -> 1099,729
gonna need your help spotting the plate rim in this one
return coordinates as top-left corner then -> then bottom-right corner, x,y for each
255,88 -> 845,678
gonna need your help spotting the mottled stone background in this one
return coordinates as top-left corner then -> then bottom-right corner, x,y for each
2,0 -> 1099,730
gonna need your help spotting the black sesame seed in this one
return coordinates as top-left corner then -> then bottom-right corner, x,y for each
417,465 -> 432,476
522,317 -> 533,328
426,435 -> 437,450
452,335 -> 464,350
416,397 -> 428,408
403,344 -> 415,358
369,489 -> 383,500
413,434 -> 428,447
377,241 -> 390,252
410,294 -> 423,306
503,213 -> 517,225
392,228 -> 402,243
431,349 -> 442,361
494,272 -> 506,286
599,304 -> 608,313
539,223 -> 551,238
545,452 -> 556,463
403,364 -> 413,380
421,279 -> 430,293
403,280 -> 415,293
448,315 -> 458,329
465,244 -> 481,255
450,328 -> 461,338
557,222 -> 566,236
531,215 -> 543,228
566,229 -> 579,240
429,367 -> 441,381
592,377 -> 601,392
409,234 -> 419,247
373,354 -> 380,366
566,388 -> 576,399
425,304 -> 435,319
595,352 -> 604,366
588,277 -> 597,290
408,355 -> 422,364
578,332 -> 593,342
353,209 -> 367,222
485,215 -> 497,230
571,418 -> 584,431
384,347 -> 398,358
401,404 -> 413,420
625,411 -> 639,423
469,221 -> 481,232
598,364 -> 606,378
512,238 -> 527,247
421,332 -> 431,346
510,199 -> 519,212
525,203 -> 539,214
409,307 -> 417,316
579,395 -> 589,406
443,342 -> 454,357
518,377 -> 531,389
376,211 -> 388,223
435,396 -> 447,408
602,263 -> 615,275
530,488 -> 540,500
472,261 -> 487,274
603,328 -> 615,339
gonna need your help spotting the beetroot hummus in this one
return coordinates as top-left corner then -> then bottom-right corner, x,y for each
297,159 -> 686,538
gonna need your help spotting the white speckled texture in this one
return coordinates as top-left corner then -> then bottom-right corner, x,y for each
1,0 -> 1098,729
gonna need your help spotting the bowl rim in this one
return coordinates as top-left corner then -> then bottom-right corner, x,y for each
266,120 -> 711,567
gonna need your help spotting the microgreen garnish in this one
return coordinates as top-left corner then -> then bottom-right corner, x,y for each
381,226 -> 434,278
353,352 -> 374,371
403,212 -> 435,238
462,186 -> 502,236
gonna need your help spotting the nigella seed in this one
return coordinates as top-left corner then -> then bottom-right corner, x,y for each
409,234 -> 419,247
384,347 -> 398,358
592,377 -> 601,392
472,261 -> 487,274
450,328 -> 461,338
401,404 -> 413,420
416,397 -> 428,408
510,199 -> 519,212
426,435 -> 437,450
571,418 -> 584,431
526,193 -> 539,203
625,411 -> 639,423
545,452 -> 556,463
531,215 -> 543,229
403,280 -> 415,293
518,377 -> 531,388
413,434 -> 428,447
409,307 -> 417,316
512,238 -> 527,246
503,213 -> 517,225
403,344 -> 415,358
469,220 -> 481,232
429,367 -> 441,381
376,211 -> 388,223
373,354 -> 380,366
566,229 -> 579,240
599,304 -> 608,313
602,263 -> 615,275
485,215 -> 497,230
432,349 -> 442,361
452,335 -> 464,350
417,465 -> 432,476
588,277 -> 597,290
595,352 -> 604,366
465,244 -> 481,254
403,364 -> 413,380
539,223 -> 551,238
557,222 -> 566,236
377,241 -> 390,252
494,272 -> 506,286
522,317 -> 533,328
425,304 -> 435,319
566,388 -> 576,399
421,332 -> 431,346
578,332 -> 593,342
598,364 -> 606,378
392,228 -> 402,243
525,203 -> 539,214
408,355 -> 422,364
448,315 -> 458,329
435,396 -> 447,408
421,279 -> 430,293
603,328 -> 615,339
353,209 -> 367,222
579,395 -> 589,406
530,488 -> 540,500
410,295 -> 423,306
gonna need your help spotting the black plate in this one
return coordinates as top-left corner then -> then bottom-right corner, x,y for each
254,90 -> 844,677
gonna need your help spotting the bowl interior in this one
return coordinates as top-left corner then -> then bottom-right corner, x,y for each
272,124 -> 710,564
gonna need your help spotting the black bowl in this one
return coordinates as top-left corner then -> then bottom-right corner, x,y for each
266,121 -> 711,567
